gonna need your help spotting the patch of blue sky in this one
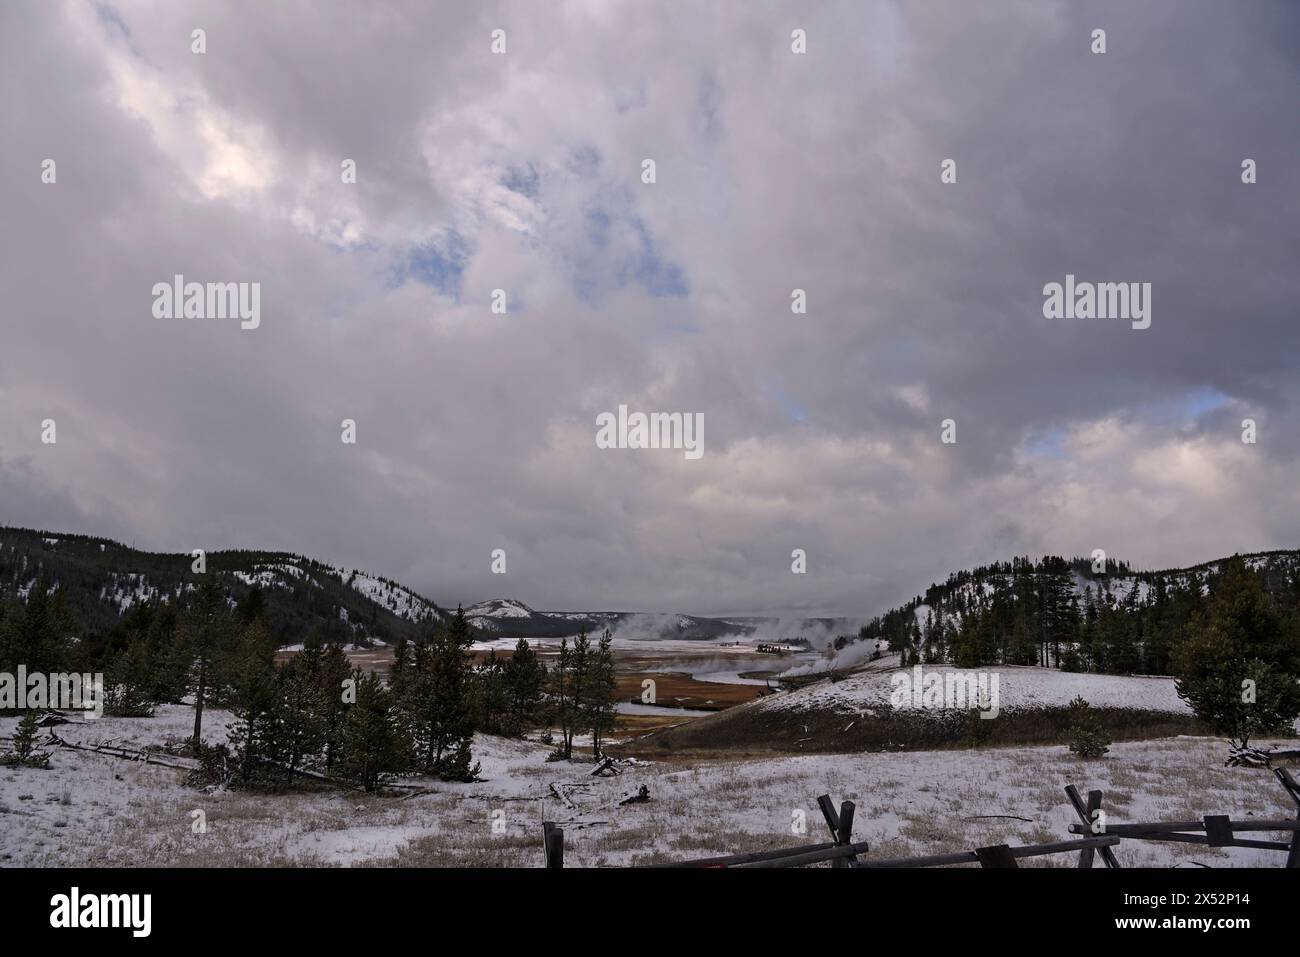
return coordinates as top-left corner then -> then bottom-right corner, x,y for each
775,391 -> 808,424
568,145 -> 602,178
1024,426 -> 1067,460
584,209 -> 611,248
569,208 -> 688,303
95,3 -> 131,39
617,219 -> 688,298
96,3 -> 149,60
555,146 -> 689,303
500,163 -> 539,199
1179,385 -> 1231,418
1024,387 -> 1231,459
1146,386 -> 1232,425
395,232 -> 469,298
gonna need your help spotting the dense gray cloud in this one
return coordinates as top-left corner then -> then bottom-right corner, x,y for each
1,0 -> 1298,618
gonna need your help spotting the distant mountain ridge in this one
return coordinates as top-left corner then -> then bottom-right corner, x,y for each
19,526 -> 1288,657
461,599 -> 858,643
0,526 -> 855,647
0,527 -> 447,648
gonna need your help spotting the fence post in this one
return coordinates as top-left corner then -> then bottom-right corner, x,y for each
838,801 -> 857,865
974,844 -> 1018,868
1066,784 -> 1120,869
1079,790 -> 1104,869
1275,768 -> 1300,869
543,821 -> 564,869
817,795 -> 844,868
817,794 -> 858,867
1203,815 -> 1234,848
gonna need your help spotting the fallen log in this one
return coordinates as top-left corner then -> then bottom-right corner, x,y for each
253,758 -> 363,791
46,734 -> 197,773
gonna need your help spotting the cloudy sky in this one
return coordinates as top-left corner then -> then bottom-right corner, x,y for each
2,1 -> 1298,619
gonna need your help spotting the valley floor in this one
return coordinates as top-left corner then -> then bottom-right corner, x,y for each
1,706 -> 1296,868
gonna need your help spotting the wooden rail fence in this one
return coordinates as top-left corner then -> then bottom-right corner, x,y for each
1065,767 -> 1300,867
543,769 -> 1300,868
543,792 -> 1118,868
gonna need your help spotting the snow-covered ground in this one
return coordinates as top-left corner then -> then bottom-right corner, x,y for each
763,663 -> 1192,716
2,705 -> 1295,868
465,598 -> 535,619
339,571 -> 440,624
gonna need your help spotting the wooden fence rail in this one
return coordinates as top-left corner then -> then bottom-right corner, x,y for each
643,841 -> 858,869
1064,768 -> 1300,867
854,837 -> 1120,869
551,794 -> 864,868
544,793 -> 1118,868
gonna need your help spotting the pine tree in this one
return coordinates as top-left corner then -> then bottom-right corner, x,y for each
0,580 -> 75,679
272,653 -> 326,785
144,600 -> 188,703
226,620 -> 279,783
1066,695 -> 1111,759
920,611 -> 940,662
1173,556 -> 1300,755
473,650 -> 509,735
408,608 -> 478,781
954,612 -> 980,668
235,586 -> 266,626
1104,604 -> 1140,674
316,641 -> 351,773
550,635 -> 587,759
1040,557 -> 1078,667
975,608 -> 997,664
1,711 -> 51,768
340,670 -> 409,791
11,710 -> 40,758
1143,576 -> 1173,675
1008,604 -> 1035,666
389,636 -> 412,700
503,637 -> 546,735
561,631 -> 594,757
103,638 -> 155,717
587,629 -> 618,757
180,576 -> 233,745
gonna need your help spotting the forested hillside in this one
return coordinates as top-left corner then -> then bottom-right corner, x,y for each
0,527 -> 446,649
849,551 -> 1300,676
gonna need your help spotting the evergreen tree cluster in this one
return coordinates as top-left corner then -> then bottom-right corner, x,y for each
854,552 -> 1300,682
548,629 -> 618,760
0,527 -> 446,649
1,573 -> 622,789
178,601 -> 489,790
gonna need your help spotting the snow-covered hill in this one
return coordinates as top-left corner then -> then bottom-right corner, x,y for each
0,527 -> 447,647
464,598 -> 537,619
765,663 -> 1190,717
